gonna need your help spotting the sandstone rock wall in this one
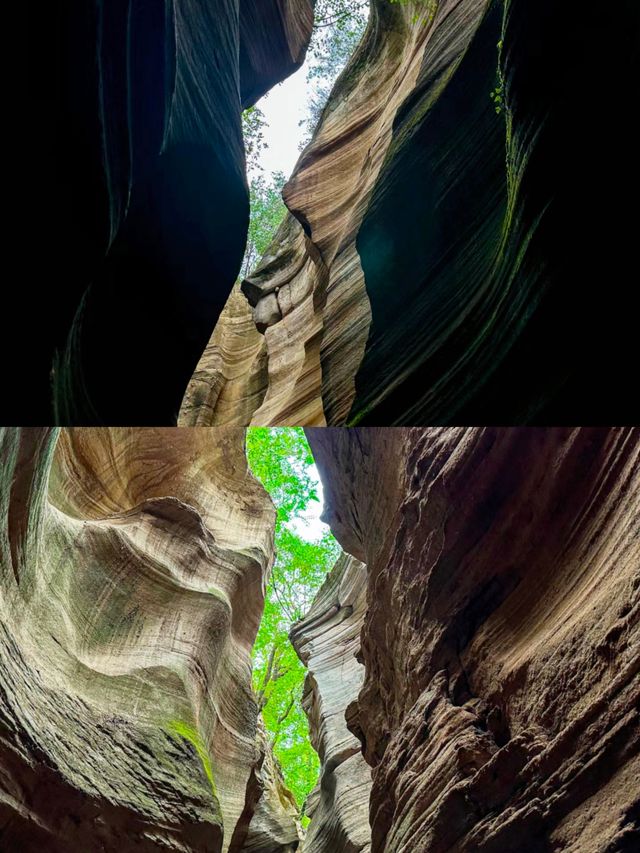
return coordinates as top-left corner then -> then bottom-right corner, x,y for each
307,427 -> 640,851
290,553 -> 372,853
184,0 -> 639,426
18,1 -> 313,425
0,427 -> 299,852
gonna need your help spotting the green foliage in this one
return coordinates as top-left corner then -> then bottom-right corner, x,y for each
490,40 -> 505,114
242,106 -> 269,173
241,107 -> 288,277
246,428 -> 340,813
300,1 -> 369,144
166,720 -> 216,796
242,171 -> 287,277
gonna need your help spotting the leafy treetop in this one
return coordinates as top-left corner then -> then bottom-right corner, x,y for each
246,428 -> 340,815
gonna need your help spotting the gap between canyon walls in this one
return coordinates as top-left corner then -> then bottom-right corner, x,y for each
244,427 -> 341,819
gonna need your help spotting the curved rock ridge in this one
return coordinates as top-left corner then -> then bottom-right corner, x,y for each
307,427 -> 640,852
0,427 -> 298,851
290,553 -> 372,853
18,1 -> 313,425
182,0 -> 639,426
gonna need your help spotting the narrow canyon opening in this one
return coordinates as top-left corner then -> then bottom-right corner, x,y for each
240,1 -> 370,279
245,428 -> 340,820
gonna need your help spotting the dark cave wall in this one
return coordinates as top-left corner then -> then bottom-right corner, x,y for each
352,0 -> 640,424
18,0 -> 313,425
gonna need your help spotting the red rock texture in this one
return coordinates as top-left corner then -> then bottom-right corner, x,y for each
307,427 -> 640,852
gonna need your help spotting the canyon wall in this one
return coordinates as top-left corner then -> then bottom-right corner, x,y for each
184,0 -> 639,426
2,426 -> 638,850
18,1 -> 313,425
290,553 -> 372,853
307,427 -> 640,851
0,427 -> 299,852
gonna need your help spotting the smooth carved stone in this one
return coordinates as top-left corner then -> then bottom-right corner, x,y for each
179,283 -> 269,427
240,1 -> 315,107
182,0 -> 639,427
253,294 -> 283,334
290,553 -> 372,853
306,427 -> 640,852
0,427 -> 298,852
183,216 -> 326,426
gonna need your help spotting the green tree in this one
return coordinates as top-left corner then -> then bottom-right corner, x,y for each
299,1 -> 369,144
242,105 -> 269,174
246,428 -> 340,815
242,171 -> 287,277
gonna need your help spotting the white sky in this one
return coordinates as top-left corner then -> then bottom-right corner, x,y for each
288,463 -> 330,542
254,64 -> 310,177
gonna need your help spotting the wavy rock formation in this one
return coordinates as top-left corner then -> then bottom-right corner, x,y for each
0,427 -> 299,851
290,553 -> 372,853
18,1 -> 313,425
184,0 -> 639,426
307,427 -> 640,851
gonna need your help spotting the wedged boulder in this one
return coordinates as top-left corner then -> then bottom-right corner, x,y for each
307,427 -> 640,852
0,427 -> 297,851
184,0 -> 639,426
18,0 -> 313,425
290,553 -> 372,853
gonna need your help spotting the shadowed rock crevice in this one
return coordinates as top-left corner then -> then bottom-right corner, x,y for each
17,1 -> 314,425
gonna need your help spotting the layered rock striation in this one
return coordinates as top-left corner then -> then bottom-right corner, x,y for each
307,427 -> 640,851
0,427 -> 299,851
19,1 -> 313,425
184,0 -> 640,426
290,553 -> 372,853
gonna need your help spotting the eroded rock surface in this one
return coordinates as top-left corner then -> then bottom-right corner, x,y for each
307,427 -> 640,852
184,0 -> 639,426
19,1 -> 313,424
0,428 -> 299,852
242,719 -> 301,853
290,553 -> 372,853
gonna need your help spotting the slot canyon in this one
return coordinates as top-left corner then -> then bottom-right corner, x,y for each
15,0 -> 640,425
1,426 -> 638,850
